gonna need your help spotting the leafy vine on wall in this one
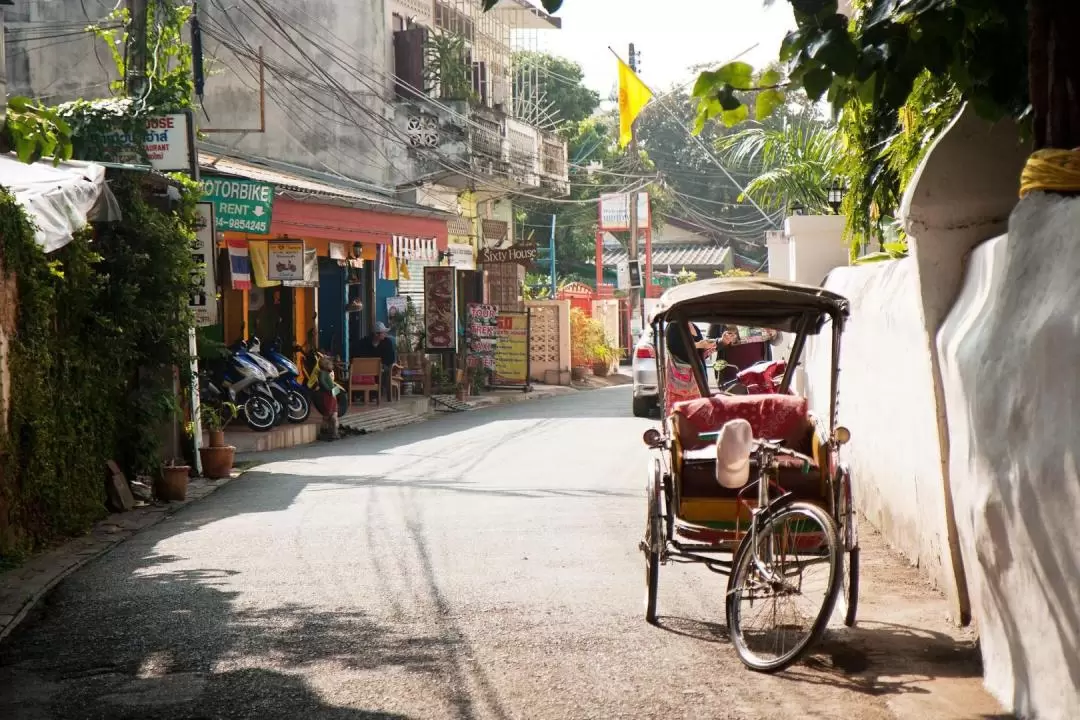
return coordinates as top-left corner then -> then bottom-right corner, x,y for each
0,173 -> 198,557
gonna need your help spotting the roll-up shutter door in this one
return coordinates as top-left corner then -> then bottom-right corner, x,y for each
399,260 -> 435,318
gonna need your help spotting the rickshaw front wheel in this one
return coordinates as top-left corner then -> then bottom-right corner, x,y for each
725,501 -> 842,673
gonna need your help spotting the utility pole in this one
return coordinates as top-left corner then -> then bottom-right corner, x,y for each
627,43 -> 643,336
126,0 -> 149,97
548,213 -> 557,298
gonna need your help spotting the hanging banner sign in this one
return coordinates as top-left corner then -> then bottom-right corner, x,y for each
424,266 -> 458,351
267,239 -> 304,281
200,176 -> 275,235
479,244 -> 537,265
599,192 -> 651,231
494,311 -> 529,387
99,112 -> 195,173
189,203 -> 218,326
467,304 -> 498,370
447,242 -> 475,270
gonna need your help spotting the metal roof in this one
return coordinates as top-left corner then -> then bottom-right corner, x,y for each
602,242 -> 732,269
197,152 -> 453,219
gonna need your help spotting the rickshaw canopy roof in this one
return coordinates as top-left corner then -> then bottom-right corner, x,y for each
648,277 -> 849,333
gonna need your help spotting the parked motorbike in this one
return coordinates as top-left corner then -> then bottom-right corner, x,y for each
230,339 -> 287,426
202,351 -> 277,431
720,359 -> 790,395
248,336 -> 311,423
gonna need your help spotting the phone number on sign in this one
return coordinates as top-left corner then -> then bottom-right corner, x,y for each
221,217 -> 270,233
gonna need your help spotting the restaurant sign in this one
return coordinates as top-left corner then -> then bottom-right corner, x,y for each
200,176 -> 275,235
99,112 -> 194,172
494,312 -> 529,387
479,244 -> 537,265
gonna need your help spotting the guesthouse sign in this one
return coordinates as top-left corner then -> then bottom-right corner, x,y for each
479,243 -> 537,265
99,112 -> 195,173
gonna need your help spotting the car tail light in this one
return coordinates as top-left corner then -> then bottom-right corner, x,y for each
635,346 -> 655,359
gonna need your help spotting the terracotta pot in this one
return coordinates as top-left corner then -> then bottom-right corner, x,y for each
156,465 -> 190,502
571,365 -> 590,381
208,430 -> 226,448
455,388 -> 468,401
592,361 -> 611,377
199,445 -> 235,480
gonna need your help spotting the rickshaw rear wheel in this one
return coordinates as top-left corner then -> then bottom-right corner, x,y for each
842,547 -> 860,627
644,461 -> 662,625
835,467 -> 860,627
725,501 -> 842,673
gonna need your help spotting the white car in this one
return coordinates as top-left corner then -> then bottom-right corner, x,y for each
631,326 -> 658,417
632,322 -> 711,417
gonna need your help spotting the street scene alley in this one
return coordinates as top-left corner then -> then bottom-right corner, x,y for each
0,388 -> 1002,720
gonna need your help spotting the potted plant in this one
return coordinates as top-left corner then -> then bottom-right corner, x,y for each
199,402 -> 238,480
591,342 -> 618,377
157,459 -> 190,502
454,382 -> 469,402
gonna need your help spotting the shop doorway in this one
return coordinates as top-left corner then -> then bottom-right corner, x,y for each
318,258 -> 345,356
247,286 -> 296,348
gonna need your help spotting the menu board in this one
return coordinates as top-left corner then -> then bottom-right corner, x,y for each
423,266 -> 457,351
494,311 -> 529,387
467,303 -> 498,370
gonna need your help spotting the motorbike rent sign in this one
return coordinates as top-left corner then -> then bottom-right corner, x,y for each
200,176 -> 275,235
267,239 -> 304,281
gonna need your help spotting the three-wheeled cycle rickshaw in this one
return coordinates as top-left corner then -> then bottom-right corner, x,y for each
640,277 -> 859,673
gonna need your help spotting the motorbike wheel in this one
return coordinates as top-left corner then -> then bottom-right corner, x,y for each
269,387 -> 288,426
285,389 -> 311,423
243,396 -> 276,432
336,391 -> 350,417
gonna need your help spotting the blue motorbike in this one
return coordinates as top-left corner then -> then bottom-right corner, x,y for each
248,336 -> 312,424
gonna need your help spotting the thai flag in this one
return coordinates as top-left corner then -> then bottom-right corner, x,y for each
228,237 -> 251,290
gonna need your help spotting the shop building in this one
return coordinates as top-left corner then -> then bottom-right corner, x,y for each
200,154 -> 451,362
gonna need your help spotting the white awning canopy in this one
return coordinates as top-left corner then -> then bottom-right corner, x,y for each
0,153 -> 120,253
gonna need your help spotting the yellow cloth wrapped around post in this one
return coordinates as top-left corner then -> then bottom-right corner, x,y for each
1019,149 -> 1080,197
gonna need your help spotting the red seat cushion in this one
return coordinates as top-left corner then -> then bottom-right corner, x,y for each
672,394 -> 809,450
351,375 -> 378,385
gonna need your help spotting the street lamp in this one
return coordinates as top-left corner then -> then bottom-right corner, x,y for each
790,202 -> 805,216
827,178 -> 847,215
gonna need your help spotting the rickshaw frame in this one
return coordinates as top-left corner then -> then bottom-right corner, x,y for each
641,277 -> 858,672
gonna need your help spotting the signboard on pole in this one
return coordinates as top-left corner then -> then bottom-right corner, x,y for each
616,260 -> 630,290
424,266 -> 458,351
494,311 -> 529,387
189,202 -> 218,326
628,259 -> 642,288
100,113 -> 194,172
200,176 -> 275,235
466,303 -> 498,370
267,239 -> 304,281
599,192 -> 651,231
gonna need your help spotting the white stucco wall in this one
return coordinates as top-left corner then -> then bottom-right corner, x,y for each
805,259 -> 955,595
937,200 -> 1080,720
784,215 -> 848,286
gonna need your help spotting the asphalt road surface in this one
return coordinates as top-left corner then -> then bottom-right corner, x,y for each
0,387 -> 995,720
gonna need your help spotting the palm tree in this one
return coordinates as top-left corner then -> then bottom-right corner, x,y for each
714,117 -> 844,215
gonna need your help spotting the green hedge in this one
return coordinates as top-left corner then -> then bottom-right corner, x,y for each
0,172 -> 197,556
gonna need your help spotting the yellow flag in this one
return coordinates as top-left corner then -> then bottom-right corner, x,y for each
618,58 -> 652,148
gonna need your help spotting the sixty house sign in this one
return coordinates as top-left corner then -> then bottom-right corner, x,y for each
479,244 -> 538,265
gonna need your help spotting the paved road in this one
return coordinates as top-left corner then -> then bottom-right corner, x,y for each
0,387 -> 995,720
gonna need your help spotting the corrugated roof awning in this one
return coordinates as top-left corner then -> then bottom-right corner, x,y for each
601,243 -> 732,269
198,152 -> 453,220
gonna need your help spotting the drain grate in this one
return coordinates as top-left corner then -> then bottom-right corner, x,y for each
431,395 -> 472,413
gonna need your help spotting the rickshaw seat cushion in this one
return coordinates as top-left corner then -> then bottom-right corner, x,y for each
671,394 -> 810,451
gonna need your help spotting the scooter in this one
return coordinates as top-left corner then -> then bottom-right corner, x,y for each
249,336 -> 311,423
721,359 -> 790,395
230,339 -> 287,426
203,351 -> 277,431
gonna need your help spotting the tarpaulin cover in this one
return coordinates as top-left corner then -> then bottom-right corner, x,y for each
0,153 -> 119,253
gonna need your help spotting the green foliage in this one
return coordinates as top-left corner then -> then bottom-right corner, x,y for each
715,114 -> 844,214
675,268 -> 697,285
424,34 -> 475,101
569,307 -> 612,366
0,174 -> 198,555
3,97 -> 74,165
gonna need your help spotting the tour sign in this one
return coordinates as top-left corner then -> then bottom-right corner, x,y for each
200,176 -> 275,235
